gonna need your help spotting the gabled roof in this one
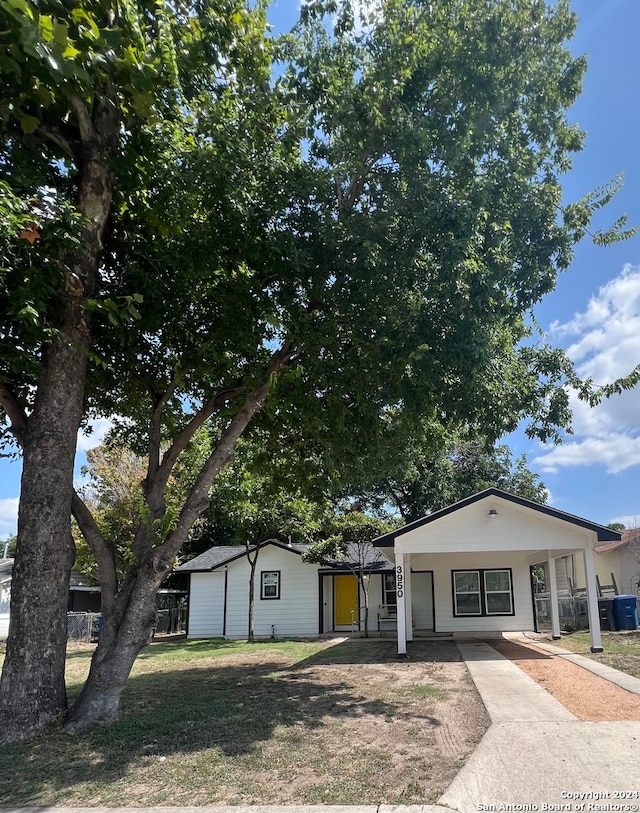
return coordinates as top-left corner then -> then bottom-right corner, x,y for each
374,487 -> 622,547
315,541 -> 394,573
176,539 -> 395,573
595,528 -> 640,554
176,541 -> 311,573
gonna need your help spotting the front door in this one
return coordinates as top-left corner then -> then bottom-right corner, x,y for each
334,574 -> 359,626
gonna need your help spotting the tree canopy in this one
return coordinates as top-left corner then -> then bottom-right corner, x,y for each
1,0 -> 637,740
351,430 -> 549,524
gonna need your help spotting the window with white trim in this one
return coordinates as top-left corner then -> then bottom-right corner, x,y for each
260,570 -> 280,600
382,572 -> 397,608
452,569 -> 514,616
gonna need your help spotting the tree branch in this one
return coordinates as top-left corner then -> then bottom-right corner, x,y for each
71,491 -> 119,614
36,124 -> 78,160
68,95 -> 97,145
0,384 -> 28,447
152,342 -> 298,568
144,385 -> 241,519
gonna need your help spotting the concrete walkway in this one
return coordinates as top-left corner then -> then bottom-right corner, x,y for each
439,640 -> 640,813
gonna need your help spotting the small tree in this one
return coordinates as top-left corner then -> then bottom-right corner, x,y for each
305,512 -> 395,637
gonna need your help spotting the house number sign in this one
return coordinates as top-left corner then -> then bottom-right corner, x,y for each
396,564 -> 404,598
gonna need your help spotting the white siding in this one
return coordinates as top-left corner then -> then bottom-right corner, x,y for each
397,498 -> 594,556
0,613 -> 9,640
620,548 -> 640,596
224,546 -> 319,640
412,571 -> 433,630
322,575 -> 333,633
424,551 -> 534,633
188,572 -> 225,638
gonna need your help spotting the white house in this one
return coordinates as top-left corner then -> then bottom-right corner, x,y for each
177,539 -> 397,639
374,488 -> 622,655
178,489 -> 623,651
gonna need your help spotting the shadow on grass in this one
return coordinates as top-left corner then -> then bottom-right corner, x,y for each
490,641 -> 553,661
0,656 -> 405,804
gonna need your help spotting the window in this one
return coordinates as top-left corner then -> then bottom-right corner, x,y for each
383,572 -> 397,607
452,569 -> 513,617
260,571 -> 280,600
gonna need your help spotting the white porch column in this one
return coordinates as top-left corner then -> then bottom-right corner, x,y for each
395,552 -> 407,656
404,562 -> 413,642
547,553 -> 561,640
583,547 -> 603,652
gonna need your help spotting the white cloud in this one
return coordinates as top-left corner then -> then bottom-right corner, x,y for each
608,514 -> 640,530
535,264 -> 640,474
76,417 -> 113,452
534,434 -> 640,475
0,498 -> 18,538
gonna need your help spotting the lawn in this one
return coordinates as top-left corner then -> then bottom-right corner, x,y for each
0,637 -> 488,806
550,630 -> 640,679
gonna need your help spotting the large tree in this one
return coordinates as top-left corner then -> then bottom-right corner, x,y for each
1,0 -> 637,738
355,430 -> 549,524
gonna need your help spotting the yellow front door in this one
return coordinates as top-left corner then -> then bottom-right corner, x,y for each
335,575 -> 359,626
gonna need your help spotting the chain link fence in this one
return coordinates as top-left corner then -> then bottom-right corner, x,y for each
67,611 -> 101,642
67,607 -> 186,643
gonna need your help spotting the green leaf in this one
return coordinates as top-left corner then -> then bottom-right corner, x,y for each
20,113 -> 39,134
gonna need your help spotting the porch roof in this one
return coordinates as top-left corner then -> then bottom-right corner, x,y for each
374,488 -> 621,548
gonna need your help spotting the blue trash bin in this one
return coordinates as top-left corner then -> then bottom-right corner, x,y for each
611,595 -> 639,631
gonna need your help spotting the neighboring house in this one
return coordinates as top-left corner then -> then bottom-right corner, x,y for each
0,561 -> 103,640
375,488 -> 621,655
177,540 -> 396,639
0,559 -> 11,639
542,529 -> 640,601
592,530 -> 640,596
0,561 -> 186,640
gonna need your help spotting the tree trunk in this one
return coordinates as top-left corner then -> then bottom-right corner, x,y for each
0,318 -> 89,742
67,570 -> 159,728
0,101 -> 117,743
247,543 -> 258,644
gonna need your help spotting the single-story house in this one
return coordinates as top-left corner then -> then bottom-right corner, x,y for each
178,488 -> 624,653
177,540 -> 397,640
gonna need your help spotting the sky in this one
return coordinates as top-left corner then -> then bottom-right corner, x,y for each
1,0 -> 639,537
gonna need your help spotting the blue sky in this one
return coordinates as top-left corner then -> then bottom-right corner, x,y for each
1,0 -> 639,536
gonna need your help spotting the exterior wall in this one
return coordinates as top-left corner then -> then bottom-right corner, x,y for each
188,571 -> 225,638
224,546 -> 319,639
322,574 -> 334,633
620,547 -> 640,596
397,498 -> 595,555
0,579 -> 10,640
321,572 -> 399,633
412,551 -> 534,633
572,549 -> 639,596
554,557 -> 572,593
411,571 -> 434,630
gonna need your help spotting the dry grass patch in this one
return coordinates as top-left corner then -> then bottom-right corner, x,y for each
543,630 -> 640,680
0,637 -> 488,806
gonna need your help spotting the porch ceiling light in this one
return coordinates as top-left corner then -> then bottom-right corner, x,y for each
487,508 -> 499,518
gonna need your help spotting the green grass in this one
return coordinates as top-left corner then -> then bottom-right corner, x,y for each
552,630 -> 640,679
0,637 -> 479,806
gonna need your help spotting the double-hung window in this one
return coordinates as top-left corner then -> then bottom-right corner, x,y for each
452,569 -> 513,616
260,570 -> 280,600
382,572 -> 397,608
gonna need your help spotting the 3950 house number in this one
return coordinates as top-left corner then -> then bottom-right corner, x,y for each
396,564 -> 404,598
